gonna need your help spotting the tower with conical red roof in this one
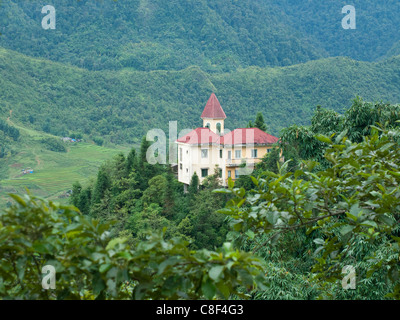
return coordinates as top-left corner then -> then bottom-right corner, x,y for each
201,93 -> 226,135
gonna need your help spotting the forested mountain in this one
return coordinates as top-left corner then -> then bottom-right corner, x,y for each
1,46 -> 400,144
0,0 -> 322,71
1,0 -> 400,72
275,0 -> 400,63
1,0 -> 400,145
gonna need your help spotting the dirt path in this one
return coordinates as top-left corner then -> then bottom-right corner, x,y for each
35,155 -> 41,166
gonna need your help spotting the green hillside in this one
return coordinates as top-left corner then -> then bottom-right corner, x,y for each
275,0 -> 400,62
1,47 -> 400,145
0,121 -> 125,206
0,0 -> 323,71
1,0 -> 399,72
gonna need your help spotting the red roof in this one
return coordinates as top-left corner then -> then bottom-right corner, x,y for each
220,128 -> 279,145
176,127 -> 220,145
201,93 -> 227,119
177,127 -> 279,146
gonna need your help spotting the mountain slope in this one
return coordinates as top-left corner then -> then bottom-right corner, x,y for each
275,0 -> 400,62
0,0 -> 323,71
1,47 -> 400,143
1,0 -> 400,72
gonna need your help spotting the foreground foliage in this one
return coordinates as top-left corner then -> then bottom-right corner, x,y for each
0,193 -> 266,300
218,126 -> 400,299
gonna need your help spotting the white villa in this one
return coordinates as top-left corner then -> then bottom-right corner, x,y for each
176,93 -> 279,189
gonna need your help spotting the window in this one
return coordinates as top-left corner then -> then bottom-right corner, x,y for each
219,168 -> 222,178
179,148 -> 183,161
201,149 -> 208,158
235,169 -> 239,179
267,148 -> 272,153
228,151 -> 232,160
220,149 -> 223,158
186,168 -> 189,173
235,150 -> 241,159
180,163 -> 182,170
228,170 -> 231,178
251,149 -> 258,158
206,123 -> 210,129
216,123 -> 221,133
201,168 -> 208,177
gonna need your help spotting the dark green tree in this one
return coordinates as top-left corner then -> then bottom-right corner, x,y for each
77,186 -> 92,216
162,168 -> 176,219
188,172 -> 199,205
92,166 -> 111,205
254,112 -> 267,132
126,147 -> 137,175
70,181 -> 82,207
188,169 -> 228,250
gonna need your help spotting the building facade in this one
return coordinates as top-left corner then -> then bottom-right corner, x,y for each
176,93 -> 279,188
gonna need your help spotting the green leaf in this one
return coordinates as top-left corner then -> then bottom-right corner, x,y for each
158,257 -> 179,275
377,214 -> 394,227
228,177 -> 234,189
361,220 -> 378,229
315,134 -> 332,144
245,230 -> 255,239
294,170 -> 304,179
216,282 -> 231,299
99,264 -> 112,274
250,176 -> 259,186
106,237 -> 127,250
92,273 -> 106,295
202,278 -> 216,299
209,265 -> 224,281
340,225 -> 355,236
313,238 -> 325,245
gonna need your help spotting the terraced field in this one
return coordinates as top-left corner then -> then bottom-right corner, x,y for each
0,123 -> 127,206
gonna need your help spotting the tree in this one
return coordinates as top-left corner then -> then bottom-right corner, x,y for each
70,181 -> 82,207
254,112 -> 267,132
162,168 -> 176,219
77,186 -> 92,216
136,136 -> 163,191
255,145 -> 283,174
126,147 -> 137,175
188,172 -> 199,205
92,166 -> 111,205
189,169 -> 229,250
142,175 -> 167,207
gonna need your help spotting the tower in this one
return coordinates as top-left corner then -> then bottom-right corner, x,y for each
201,93 -> 226,135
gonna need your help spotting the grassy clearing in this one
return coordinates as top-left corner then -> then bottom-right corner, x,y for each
0,123 -> 127,206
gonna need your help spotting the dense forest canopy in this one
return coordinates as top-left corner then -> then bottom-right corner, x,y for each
1,0 -> 399,72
